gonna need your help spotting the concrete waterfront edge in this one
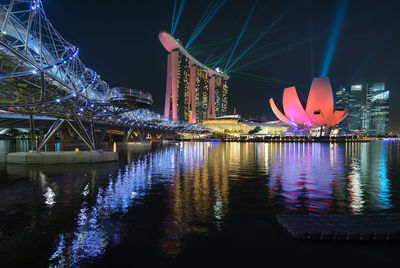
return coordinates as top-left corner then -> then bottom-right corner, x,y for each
6,151 -> 118,164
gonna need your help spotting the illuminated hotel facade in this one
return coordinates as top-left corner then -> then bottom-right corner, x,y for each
159,31 -> 229,123
335,83 -> 389,136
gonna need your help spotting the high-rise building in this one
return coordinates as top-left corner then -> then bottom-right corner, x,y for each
160,31 -> 229,123
367,83 -> 389,136
335,86 -> 349,133
176,54 -> 190,121
195,68 -> 209,121
347,84 -> 366,134
215,76 -> 229,117
335,83 -> 389,136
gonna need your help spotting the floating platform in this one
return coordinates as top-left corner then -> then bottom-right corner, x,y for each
117,142 -> 152,147
7,151 -> 118,164
276,214 -> 400,240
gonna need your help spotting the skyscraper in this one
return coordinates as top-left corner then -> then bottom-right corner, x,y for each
347,84 -> 365,134
160,31 -> 229,123
177,54 -> 190,121
335,83 -> 389,136
367,83 -> 389,136
335,86 -> 349,133
215,76 -> 229,117
195,67 -> 209,121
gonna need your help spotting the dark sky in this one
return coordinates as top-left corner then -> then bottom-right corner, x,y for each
43,0 -> 400,132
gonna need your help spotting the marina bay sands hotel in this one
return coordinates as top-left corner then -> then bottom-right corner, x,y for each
159,31 -> 229,123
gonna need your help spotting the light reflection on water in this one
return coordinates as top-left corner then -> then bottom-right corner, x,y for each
0,140 -> 400,266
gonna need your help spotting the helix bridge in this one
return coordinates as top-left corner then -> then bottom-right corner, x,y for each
0,0 -> 207,150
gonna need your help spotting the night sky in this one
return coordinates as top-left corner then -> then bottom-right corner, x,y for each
43,0 -> 400,132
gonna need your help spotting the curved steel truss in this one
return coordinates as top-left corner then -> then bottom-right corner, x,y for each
0,1 -> 206,150
0,0 -> 152,117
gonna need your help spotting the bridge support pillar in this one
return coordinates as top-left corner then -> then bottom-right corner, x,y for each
65,114 -> 96,151
37,118 -> 65,151
33,115 -> 97,152
124,127 -> 135,142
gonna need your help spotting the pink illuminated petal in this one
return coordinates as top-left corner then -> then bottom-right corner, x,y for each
269,98 -> 293,125
282,87 -> 313,126
306,77 -> 334,126
328,109 -> 348,126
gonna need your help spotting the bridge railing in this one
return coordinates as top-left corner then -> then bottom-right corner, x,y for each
109,87 -> 153,103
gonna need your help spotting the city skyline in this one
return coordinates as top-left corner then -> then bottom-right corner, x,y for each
336,82 -> 389,135
2,1 -> 400,266
42,0 -> 400,132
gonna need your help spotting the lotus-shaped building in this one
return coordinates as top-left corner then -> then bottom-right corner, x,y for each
269,77 -> 347,128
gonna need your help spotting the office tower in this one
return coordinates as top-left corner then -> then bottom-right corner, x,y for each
335,86 -> 349,133
336,83 -> 389,136
367,83 -> 389,136
347,84 -> 366,134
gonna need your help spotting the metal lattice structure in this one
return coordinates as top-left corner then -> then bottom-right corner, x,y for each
0,1 -> 208,150
0,0 -> 152,113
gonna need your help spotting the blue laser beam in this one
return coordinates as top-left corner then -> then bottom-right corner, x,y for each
210,42 -> 236,68
230,32 -> 322,72
223,0 -> 258,71
171,0 -> 178,34
185,0 -> 226,48
319,0 -> 348,77
225,10 -> 288,72
346,31 -> 391,86
307,0 -> 315,78
189,1 -> 215,40
171,0 -> 186,35
231,1 -> 387,74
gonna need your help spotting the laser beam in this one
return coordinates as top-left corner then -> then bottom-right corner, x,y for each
230,70 -> 303,87
170,0 -> 177,34
171,0 -> 186,35
189,1 -> 215,40
223,0 -> 258,72
346,31 -> 391,86
230,37 -> 311,72
319,0 -> 348,77
307,0 -> 315,78
225,10 -> 288,72
185,0 -> 226,48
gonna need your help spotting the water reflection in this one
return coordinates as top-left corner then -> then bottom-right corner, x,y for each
268,141 -> 396,214
48,141 -> 400,265
1,140 -> 400,266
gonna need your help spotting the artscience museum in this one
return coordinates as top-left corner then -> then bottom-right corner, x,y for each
269,77 -> 348,134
